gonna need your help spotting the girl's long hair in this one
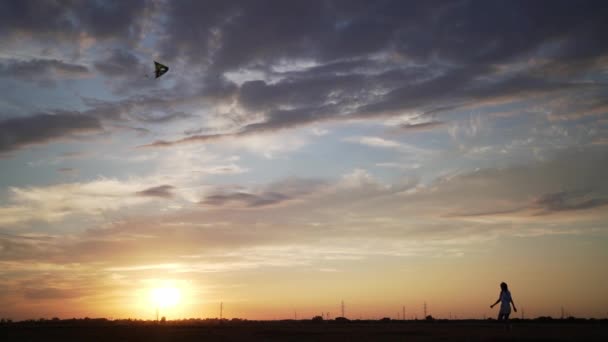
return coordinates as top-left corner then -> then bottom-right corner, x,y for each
500,282 -> 508,292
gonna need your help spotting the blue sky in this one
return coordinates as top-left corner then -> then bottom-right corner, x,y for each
1,0 -> 607,320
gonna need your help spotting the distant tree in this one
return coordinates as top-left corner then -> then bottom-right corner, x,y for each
425,315 -> 434,321
380,317 -> 391,322
160,316 -> 166,323
312,315 -> 323,322
335,317 -> 349,323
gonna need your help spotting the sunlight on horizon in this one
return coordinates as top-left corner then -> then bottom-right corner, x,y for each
151,287 -> 181,308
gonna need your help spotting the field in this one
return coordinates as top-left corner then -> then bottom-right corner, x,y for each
2,320 -> 607,341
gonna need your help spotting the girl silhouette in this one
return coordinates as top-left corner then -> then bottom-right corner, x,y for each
490,282 -> 517,321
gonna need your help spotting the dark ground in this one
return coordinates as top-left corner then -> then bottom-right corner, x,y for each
1,320 -> 607,341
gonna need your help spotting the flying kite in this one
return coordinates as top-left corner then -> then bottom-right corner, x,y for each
154,61 -> 169,78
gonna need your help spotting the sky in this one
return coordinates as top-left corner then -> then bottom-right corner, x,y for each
1,0 -> 608,321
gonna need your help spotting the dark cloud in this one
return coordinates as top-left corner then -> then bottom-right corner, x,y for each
0,1 -> 74,38
201,178 -> 326,208
137,111 -> 194,124
0,58 -> 90,83
140,0 -> 608,143
94,49 -> 141,76
79,90 -> 192,122
138,132 -> 230,148
202,191 -> 290,208
3,1 -> 606,150
533,190 -> 608,214
0,0 -> 150,42
142,68 -> 592,148
160,1 -> 608,70
135,185 -> 175,198
0,112 -> 102,154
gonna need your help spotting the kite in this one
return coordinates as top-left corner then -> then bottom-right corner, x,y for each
154,61 -> 169,78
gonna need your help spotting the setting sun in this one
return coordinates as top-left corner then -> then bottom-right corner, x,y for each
150,287 -> 181,308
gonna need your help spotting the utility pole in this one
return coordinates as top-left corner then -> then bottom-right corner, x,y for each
424,302 -> 427,318
561,306 -> 564,320
402,306 -> 405,321
521,307 -> 524,320
341,300 -> 345,318
220,302 -> 223,320
156,307 -> 159,322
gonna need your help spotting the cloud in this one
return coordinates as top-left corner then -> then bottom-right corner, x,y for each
23,287 -> 86,300
135,185 -> 175,198
0,178 -> 166,225
533,190 -> 608,214
136,112 -> 195,124
431,149 -> 608,221
375,162 -> 420,170
345,136 -> 402,149
93,49 -> 141,77
0,0 -> 150,43
398,121 -> 446,132
195,164 -> 249,175
57,167 -> 77,175
202,191 -> 291,208
2,150 -> 606,276
160,1 -> 607,71
0,112 -> 102,154
201,178 -> 326,209
131,0 -> 608,146
0,58 -> 90,83
344,136 -> 431,156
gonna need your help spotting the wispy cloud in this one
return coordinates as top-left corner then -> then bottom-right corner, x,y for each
135,185 -> 175,198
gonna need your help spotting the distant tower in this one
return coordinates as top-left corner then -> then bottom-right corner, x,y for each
424,302 -> 427,318
521,307 -> 524,320
156,307 -> 159,322
220,302 -> 223,320
341,300 -> 345,318
561,306 -> 564,320
402,306 -> 405,321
